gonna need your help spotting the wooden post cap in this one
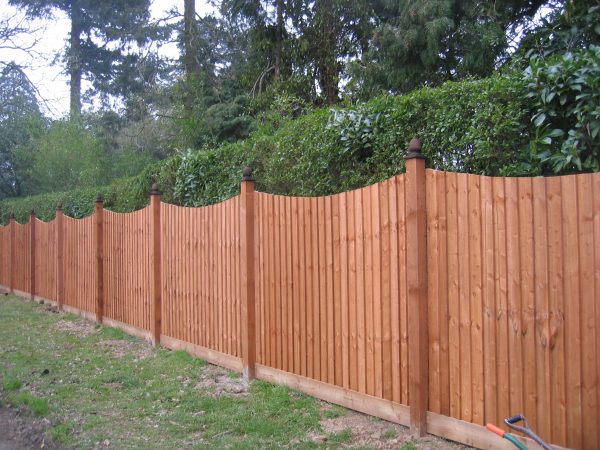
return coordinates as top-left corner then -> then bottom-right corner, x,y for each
150,183 -> 161,195
56,202 -> 63,211
405,138 -> 425,160
9,212 -> 15,220
242,166 -> 253,181
30,209 -> 35,217
96,193 -> 104,203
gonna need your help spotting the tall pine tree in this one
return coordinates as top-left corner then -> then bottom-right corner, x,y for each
9,0 -> 151,117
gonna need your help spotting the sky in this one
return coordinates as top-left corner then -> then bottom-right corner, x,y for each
0,0 -> 213,118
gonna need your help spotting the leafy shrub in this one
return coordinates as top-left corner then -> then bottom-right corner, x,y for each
1,74 -> 532,223
525,46 -> 600,173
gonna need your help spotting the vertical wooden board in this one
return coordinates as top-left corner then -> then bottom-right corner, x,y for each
354,188 -> 366,393
230,199 -> 236,352
176,207 -> 182,341
397,175 -> 409,405
210,205 -> 216,346
371,184 -> 383,399
221,204 -> 228,352
457,173 -> 471,422
221,203 -> 227,350
286,196 -> 294,374
161,206 -> 166,332
481,176 -> 497,426
311,197 -> 321,381
292,195 -> 301,374
436,172 -> 450,416
325,195 -> 335,384
214,204 -> 220,349
299,197 -> 307,377
504,177 -> 523,419
347,191 -> 358,392
561,175 -> 582,450
237,195 -> 243,357
468,175 -> 484,425
220,203 -> 226,351
518,178 -> 537,431
491,177 -> 510,427
195,207 -> 202,345
279,196 -> 288,370
304,197 -> 314,379
426,171 -> 441,413
446,172 -> 460,418
389,177 -> 401,404
339,192 -> 350,390
270,196 -> 278,366
256,195 -> 265,363
229,199 -> 235,352
594,173 -> 600,441
577,174 -> 597,449
332,194 -> 342,385
203,205 -> 210,348
379,181 -> 392,400
363,186 -> 374,396
274,196 -> 285,369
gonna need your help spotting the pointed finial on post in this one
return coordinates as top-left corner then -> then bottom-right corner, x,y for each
56,202 -> 63,211
96,193 -> 103,204
30,209 -> 35,217
150,183 -> 161,196
242,166 -> 253,182
405,138 -> 425,160
9,212 -> 15,220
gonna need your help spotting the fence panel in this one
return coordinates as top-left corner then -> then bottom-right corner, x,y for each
161,197 -> 241,357
13,222 -> 30,294
103,208 -> 152,331
255,174 -> 409,405
63,215 -> 96,313
0,225 -> 9,288
34,218 -> 57,301
426,169 -> 600,450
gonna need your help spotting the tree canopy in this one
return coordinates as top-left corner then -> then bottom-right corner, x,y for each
0,0 -> 598,205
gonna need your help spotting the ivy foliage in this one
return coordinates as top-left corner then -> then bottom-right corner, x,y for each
1,74 -> 532,224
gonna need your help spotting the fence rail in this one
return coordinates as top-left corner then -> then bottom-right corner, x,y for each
1,140 -> 597,450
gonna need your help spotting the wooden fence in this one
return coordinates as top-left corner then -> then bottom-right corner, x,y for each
0,140 -> 597,450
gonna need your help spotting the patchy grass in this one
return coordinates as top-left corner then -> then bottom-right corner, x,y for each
0,296 -> 322,448
7,391 -> 50,416
0,295 -> 470,449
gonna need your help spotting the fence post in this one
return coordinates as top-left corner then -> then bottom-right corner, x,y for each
56,203 -> 64,310
30,210 -> 36,300
405,138 -> 429,437
240,167 -> 256,381
150,184 -> 162,346
95,194 -> 104,323
9,212 -> 15,294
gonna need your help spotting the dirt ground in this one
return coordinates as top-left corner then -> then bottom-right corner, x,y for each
0,405 -> 62,450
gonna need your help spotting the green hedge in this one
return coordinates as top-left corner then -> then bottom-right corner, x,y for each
0,74 -> 532,225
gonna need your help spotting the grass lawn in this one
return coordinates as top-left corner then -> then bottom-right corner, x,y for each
0,295 -> 466,449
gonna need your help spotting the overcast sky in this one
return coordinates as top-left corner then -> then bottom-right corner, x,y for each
0,0 -> 214,117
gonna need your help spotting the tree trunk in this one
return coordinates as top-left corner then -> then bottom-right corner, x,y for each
274,0 -> 283,81
69,0 -> 82,118
184,0 -> 200,78
183,0 -> 200,114
315,0 -> 338,105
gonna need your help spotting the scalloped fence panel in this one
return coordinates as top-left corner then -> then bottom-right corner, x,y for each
0,158 -> 598,450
